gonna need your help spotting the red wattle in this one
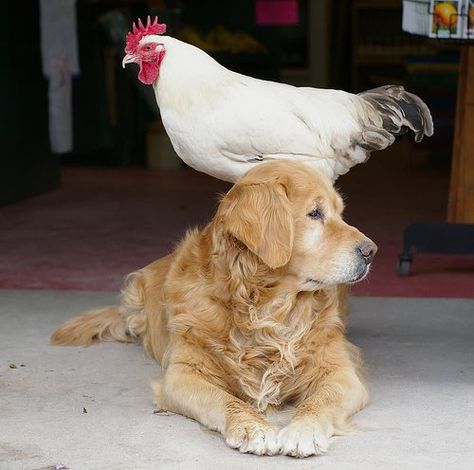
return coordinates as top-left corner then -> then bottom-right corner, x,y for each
138,61 -> 159,85
137,51 -> 165,85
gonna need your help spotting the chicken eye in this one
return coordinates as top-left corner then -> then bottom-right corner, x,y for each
145,44 -> 152,50
308,207 -> 324,221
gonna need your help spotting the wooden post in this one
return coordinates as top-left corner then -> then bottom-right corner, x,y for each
448,45 -> 474,223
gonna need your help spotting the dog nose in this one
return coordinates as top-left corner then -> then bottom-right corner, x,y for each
357,240 -> 377,264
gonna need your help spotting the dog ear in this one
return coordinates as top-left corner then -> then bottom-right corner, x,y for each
221,181 -> 294,269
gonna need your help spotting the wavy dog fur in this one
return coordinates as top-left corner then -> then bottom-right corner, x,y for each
52,161 -> 376,458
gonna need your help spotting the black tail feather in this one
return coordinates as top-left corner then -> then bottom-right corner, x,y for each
359,85 -> 434,144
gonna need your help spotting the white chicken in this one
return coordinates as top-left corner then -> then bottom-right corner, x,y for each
122,17 -> 433,183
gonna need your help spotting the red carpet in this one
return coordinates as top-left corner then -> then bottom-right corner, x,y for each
0,142 -> 472,297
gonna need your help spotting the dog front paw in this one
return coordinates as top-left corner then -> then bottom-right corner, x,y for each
226,421 -> 279,456
278,417 -> 329,458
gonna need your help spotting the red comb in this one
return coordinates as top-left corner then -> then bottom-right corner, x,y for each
125,16 -> 167,54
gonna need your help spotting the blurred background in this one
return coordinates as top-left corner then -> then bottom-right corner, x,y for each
0,0 -> 472,297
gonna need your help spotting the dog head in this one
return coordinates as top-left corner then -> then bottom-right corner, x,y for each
218,161 -> 377,291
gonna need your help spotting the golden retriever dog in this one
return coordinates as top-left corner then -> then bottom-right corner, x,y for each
52,161 -> 377,458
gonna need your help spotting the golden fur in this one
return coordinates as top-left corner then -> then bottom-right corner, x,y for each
52,161 -> 377,458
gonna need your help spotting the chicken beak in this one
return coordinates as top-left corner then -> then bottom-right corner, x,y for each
122,54 -> 138,68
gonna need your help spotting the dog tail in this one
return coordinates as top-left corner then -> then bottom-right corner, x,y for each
50,306 -> 134,346
51,271 -> 147,347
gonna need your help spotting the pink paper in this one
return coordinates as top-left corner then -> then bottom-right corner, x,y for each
256,0 -> 299,26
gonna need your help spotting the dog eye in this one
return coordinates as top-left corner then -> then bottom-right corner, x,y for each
308,208 -> 324,221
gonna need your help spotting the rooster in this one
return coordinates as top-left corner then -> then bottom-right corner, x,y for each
122,17 -> 433,183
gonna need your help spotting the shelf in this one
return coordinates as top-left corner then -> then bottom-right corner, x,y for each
354,0 -> 401,9
351,0 -> 438,89
355,55 -> 408,65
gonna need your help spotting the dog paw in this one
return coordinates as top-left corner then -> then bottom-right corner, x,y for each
226,422 -> 279,456
278,418 -> 329,458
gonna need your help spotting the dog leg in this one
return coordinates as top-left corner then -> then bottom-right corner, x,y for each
278,340 -> 368,458
155,363 -> 279,456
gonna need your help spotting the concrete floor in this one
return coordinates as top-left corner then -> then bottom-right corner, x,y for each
1,290 -> 473,470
